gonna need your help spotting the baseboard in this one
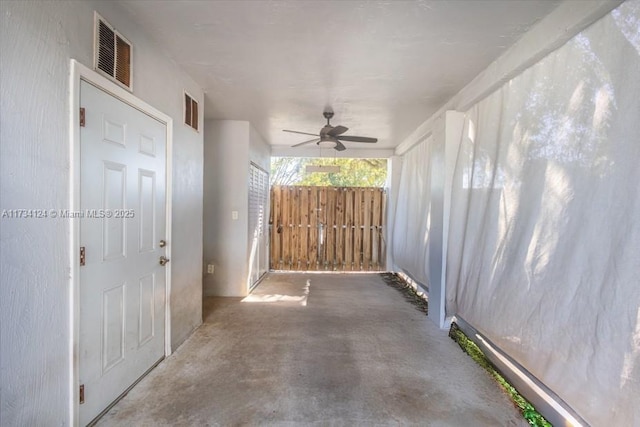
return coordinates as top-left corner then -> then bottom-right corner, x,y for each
396,269 -> 429,294
453,316 -> 588,427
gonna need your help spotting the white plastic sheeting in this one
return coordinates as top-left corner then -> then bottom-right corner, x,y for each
392,138 -> 433,287
392,2 -> 639,425
444,2 -> 640,425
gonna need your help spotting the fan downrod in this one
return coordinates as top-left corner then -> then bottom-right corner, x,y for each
323,111 -> 334,125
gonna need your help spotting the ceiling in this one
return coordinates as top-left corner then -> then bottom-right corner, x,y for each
117,0 -> 562,150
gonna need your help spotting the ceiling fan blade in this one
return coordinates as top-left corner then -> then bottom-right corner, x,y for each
336,135 -> 378,143
334,141 -> 347,151
292,138 -> 320,147
283,129 -> 319,137
327,125 -> 348,137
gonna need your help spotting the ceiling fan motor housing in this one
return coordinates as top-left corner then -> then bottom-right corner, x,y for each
320,125 -> 334,137
321,112 -> 336,137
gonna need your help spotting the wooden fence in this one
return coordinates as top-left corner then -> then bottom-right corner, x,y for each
270,186 -> 386,271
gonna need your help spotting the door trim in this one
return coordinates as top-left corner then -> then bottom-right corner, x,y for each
68,59 -> 173,425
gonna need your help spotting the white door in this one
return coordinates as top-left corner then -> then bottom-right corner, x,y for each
79,81 -> 167,425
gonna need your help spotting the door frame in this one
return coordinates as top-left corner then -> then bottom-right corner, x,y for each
68,59 -> 173,424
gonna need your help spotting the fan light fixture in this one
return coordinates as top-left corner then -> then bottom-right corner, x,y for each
317,140 -> 337,149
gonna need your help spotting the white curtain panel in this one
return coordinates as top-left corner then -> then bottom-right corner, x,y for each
446,2 -> 640,425
392,138 -> 433,286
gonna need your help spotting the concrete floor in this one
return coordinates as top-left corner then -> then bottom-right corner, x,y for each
97,273 -> 526,426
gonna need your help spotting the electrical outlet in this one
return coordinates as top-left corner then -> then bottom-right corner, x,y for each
232,210 -> 239,220
207,264 -> 215,274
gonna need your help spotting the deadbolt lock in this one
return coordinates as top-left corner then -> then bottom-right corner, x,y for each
159,256 -> 170,266
159,240 -> 167,248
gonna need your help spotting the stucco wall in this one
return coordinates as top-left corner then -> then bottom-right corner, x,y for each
249,125 -> 271,171
0,1 -> 203,425
203,120 -> 250,297
203,120 -> 270,297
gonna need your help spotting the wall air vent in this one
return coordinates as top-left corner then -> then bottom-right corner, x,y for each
184,92 -> 199,131
94,13 -> 132,90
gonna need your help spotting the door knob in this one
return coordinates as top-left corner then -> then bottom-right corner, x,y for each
159,240 -> 167,247
159,256 -> 170,266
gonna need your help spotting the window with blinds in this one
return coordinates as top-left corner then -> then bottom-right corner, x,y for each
248,163 -> 270,286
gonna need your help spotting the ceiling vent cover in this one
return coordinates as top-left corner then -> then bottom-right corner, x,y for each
94,13 -> 132,90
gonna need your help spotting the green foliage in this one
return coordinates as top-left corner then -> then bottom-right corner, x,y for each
449,324 -> 552,427
270,157 -> 387,187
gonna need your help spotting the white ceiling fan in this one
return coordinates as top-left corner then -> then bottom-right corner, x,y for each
283,111 -> 378,152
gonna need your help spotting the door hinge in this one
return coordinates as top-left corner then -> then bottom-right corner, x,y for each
80,246 -> 86,266
79,384 -> 85,404
79,107 -> 86,127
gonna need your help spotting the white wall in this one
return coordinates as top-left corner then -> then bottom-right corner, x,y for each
203,120 -> 249,296
203,120 -> 270,297
250,126 -> 271,171
427,112 -> 464,328
0,1 -> 203,425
